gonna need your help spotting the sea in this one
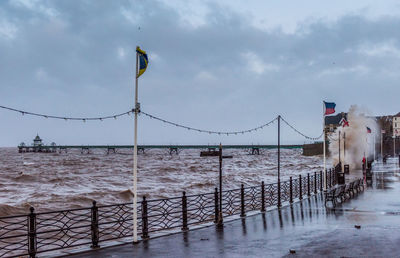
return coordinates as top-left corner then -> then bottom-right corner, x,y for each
0,147 -> 323,216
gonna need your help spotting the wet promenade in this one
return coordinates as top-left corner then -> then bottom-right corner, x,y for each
68,160 -> 400,258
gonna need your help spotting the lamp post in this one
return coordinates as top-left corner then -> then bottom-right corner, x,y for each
207,143 -> 232,228
338,130 -> 341,166
343,132 -> 346,162
277,115 -> 281,208
393,135 -> 396,158
381,130 -> 384,160
217,144 -> 223,228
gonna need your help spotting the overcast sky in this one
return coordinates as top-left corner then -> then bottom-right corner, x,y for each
1,0 -> 400,146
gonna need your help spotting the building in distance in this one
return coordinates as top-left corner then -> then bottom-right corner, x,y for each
18,135 -> 57,153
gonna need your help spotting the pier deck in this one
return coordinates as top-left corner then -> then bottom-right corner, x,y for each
20,144 -> 303,150
68,160 -> 400,258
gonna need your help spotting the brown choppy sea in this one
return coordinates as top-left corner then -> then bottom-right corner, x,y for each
0,147 -> 322,216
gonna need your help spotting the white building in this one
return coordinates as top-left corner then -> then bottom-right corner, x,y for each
33,134 -> 43,147
393,113 -> 400,136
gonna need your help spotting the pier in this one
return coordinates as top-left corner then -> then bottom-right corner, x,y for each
18,144 -> 304,155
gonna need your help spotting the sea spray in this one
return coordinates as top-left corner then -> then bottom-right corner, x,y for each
328,105 -> 379,170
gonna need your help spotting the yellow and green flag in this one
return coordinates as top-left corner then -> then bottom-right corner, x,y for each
136,46 -> 148,78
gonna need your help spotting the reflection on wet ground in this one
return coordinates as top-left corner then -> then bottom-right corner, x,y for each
69,159 -> 400,258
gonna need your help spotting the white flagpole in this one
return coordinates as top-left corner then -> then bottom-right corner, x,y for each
394,134 -> 396,158
323,102 -> 326,191
381,131 -> 383,160
133,47 -> 139,243
373,135 -> 376,161
366,136 -> 368,168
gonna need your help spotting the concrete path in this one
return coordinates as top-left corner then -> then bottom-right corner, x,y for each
68,160 -> 400,258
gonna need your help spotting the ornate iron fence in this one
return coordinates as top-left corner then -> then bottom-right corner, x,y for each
0,214 -> 28,258
0,169 -> 335,258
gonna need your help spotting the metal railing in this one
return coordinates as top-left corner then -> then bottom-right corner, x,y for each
0,169 -> 336,258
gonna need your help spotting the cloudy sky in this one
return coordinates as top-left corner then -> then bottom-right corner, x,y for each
1,0 -> 400,146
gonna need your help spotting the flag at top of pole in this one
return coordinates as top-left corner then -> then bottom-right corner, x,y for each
340,118 -> 349,127
136,46 -> 148,78
322,100 -> 336,192
323,101 -> 336,115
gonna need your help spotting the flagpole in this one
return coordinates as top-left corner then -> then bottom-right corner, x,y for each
343,132 -> 346,162
366,136 -> 368,168
339,131 -> 342,167
381,130 -> 383,160
323,102 -> 327,191
393,135 -> 396,158
133,47 -> 139,243
373,135 -> 376,161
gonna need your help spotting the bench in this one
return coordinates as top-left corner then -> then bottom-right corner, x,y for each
325,187 -> 338,207
325,178 -> 364,207
352,180 -> 359,195
325,184 -> 345,207
357,178 -> 364,192
336,185 -> 346,202
343,182 -> 353,200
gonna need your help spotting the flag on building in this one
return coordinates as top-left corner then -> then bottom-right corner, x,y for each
324,101 -> 336,115
366,127 -> 372,133
136,47 -> 148,78
340,118 -> 349,127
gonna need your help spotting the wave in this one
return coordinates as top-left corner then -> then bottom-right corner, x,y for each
0,203 -> 31,217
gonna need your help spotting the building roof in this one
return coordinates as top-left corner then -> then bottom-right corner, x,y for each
34,135 -> 42,141
376,115 -> 393,122
325,112 -> 347,126
394,112 -> 400,117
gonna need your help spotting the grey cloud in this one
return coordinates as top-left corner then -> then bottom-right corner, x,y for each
0,1 -> 399,146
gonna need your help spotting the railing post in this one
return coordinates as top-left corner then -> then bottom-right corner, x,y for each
214,188 -> 219,223
328,169 -> 331,188
240,184 -> 246,217
28,207 -> 37,258
261,181 -> 266,212
307,173 -> 311,196
141,196 -> 149,240
90,201 -> 99,248
334,169 -> 337,185
299,175 -> 303,200
320,171 -> 323,191
277,181 -> 281,208
289,177 -> 293,204
325,169 -> 328,190
314,172 -> 317,194
181,191 -> 189,231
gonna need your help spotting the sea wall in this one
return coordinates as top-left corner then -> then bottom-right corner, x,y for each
303,142 -> 323,156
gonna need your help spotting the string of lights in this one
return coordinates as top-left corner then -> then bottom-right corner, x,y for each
0,105 -> 133,121
0,104 -> 323,139
140,111 -> 278,135
280,116 -> 324,140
